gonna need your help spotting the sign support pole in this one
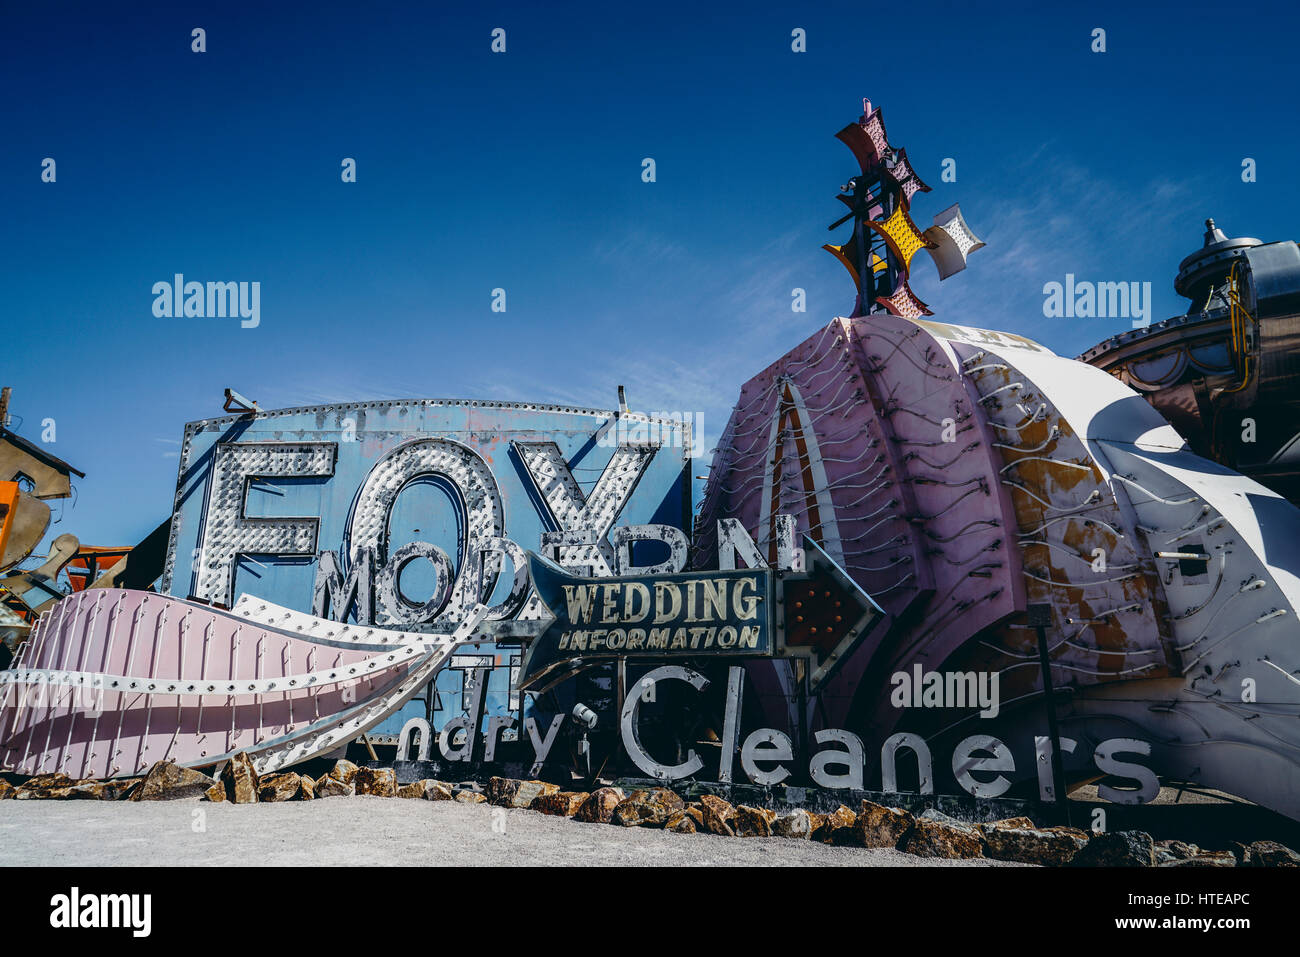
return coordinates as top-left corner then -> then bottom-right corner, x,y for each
1028,603 -> 1070,826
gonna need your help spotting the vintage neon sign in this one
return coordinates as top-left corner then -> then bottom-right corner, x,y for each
162,401 -> 693,634
520,530 -> 883,691
617,664 -> 1160,805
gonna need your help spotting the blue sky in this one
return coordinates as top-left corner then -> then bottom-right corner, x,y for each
3,0 -> 1298,549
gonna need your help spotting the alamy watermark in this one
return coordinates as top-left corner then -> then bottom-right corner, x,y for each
597,411 -> 704,458
890,665 -> 1000,718
152,274 -> 260,328
49,887 -> 151,937
1042,274 -> 1152,328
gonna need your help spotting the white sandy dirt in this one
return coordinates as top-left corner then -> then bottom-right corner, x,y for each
0,797 -> 1026,866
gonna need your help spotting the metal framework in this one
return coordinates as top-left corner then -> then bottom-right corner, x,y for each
824,99 -> 983,316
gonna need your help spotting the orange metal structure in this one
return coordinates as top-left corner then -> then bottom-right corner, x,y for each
0,482 -> 18,565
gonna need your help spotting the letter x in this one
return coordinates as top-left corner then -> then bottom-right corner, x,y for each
514,440 -> 657,576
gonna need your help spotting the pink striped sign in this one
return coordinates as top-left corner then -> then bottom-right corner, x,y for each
0,588 -> 484,780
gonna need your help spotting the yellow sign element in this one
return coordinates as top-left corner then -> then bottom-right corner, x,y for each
867,205 -> 931,275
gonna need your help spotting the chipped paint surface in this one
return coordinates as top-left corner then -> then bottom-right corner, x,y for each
163,399 -> 689,614
159,399 -> 690,741
0,587 -> 486,779
6,331 -> 1300,818
695,316 -> 1025,730
698,316 -> 1300,820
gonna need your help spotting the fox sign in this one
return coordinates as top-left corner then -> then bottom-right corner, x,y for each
160,398 -> 694,637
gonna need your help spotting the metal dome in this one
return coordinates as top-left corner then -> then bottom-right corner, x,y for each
1174,218 -> 1262,310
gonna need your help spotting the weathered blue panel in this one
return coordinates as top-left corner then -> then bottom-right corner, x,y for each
159,398 -> 690,738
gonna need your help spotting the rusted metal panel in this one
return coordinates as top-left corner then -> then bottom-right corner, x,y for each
0,481 -> 51,573
0,427 -> 84,501
697,310 -> 1300,821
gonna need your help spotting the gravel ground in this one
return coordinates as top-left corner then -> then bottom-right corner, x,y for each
0,798 -> 1025,866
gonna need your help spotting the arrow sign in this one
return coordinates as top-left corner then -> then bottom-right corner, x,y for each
520,537 -> 884,692
520,554 -> 773,691
774,537 -> 885,690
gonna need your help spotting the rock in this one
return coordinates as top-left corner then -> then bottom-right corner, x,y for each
325,759 -> 360,786
845,800 -> 915,849
665,810 -> 697,833
700,809 -> 734,837
421,780 -> 454,801
258,772 -> 304,802
773,809 -> 813,839
1070,830 -> 1156,867
13,789 -> 45,800
47,779 -> 137,801
811,805 -> 856,844
988,816 -> 1037,830
25,787 -> 79,800
698,794 -> 735,820
574,786 -> 627,824
204,782 -> 226,803
610,794 -> 644,827
20,772 -> 76,790
488,777 -> 560,809
920,808 -> 969,826
314,774 -> 355,798
0,780 -> 12,800
221,752 -> 259,804
696,795 -> 736,836
982,822 -> 1090,866
734,805 -> 776,838
13,773 -> 78,799
131,761 -> 216,801
401,779 -> 450,800
354,767 -> 397,797
532,791 -> 589,817
899,811 -> 984,859
612,788 -> 686,827
97,781 -> 138,800
453,789 -> 487,804
1163,852 -> 1237,867
116,779 -> 144,800
683,805 -> 705,828
298,775 -> 315,800
1243,840 -> 1300,867
1155,839 -> 1200,865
